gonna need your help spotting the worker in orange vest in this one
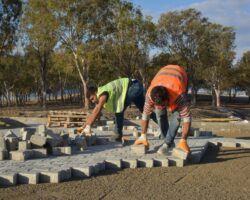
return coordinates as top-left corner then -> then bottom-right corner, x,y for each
134,65 -> 191,153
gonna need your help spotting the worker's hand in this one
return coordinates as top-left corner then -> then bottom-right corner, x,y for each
134,133 -> 149,150
83,125 -> 92,135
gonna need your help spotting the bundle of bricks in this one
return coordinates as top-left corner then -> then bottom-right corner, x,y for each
0,125 -> 101,162
47,110 -> 89,128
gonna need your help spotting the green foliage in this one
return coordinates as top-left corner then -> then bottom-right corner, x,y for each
0,0 -> 22,55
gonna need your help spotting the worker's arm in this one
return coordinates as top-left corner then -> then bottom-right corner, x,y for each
85,95 -> 107,126
175,94 -> 191,139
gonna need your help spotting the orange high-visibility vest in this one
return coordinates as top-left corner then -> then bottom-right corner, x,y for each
147,65 -> 188,111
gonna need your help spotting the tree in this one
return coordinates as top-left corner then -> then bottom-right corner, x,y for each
0,0 -> 22,56
50,0 -> 117,108
157,8 -> 209,104
21,0 -> 58,108
237,51 -> 250,102
201,23 -> 235,107
105,1 -> 156,87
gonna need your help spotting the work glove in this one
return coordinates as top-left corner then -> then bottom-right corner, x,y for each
177,139 -> 190,153
134,134 -> 149,150
83,125 -> 92,135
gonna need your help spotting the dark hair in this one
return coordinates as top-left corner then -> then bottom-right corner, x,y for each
150,86 -> 168,105
87,84 -> 97,98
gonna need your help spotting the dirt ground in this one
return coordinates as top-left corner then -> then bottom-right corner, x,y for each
0,99 -> 250,199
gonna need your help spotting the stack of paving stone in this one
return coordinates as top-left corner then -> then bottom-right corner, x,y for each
0,124 -> 103,161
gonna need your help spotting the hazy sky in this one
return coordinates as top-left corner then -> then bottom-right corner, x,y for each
130,0 -> 250,62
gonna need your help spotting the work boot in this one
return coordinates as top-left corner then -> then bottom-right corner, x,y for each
156,143 -> 175,155
134,135 -> 149,150
177,139 -> 190,153
109,133 -> 122,142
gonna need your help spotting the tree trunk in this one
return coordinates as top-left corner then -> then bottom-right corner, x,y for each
191,86 -> 197,106
213,86 -> 221,107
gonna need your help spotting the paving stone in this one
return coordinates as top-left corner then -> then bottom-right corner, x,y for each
221,141 -> 237,148
5,137 -> 18,151
32,149 -> 47,158
130,145 -> 146,155
0,150 -> 8,160
194,130 -> 200,137
52,147 -> 72,156
85,134 -> 97,146
4,130 -> 17,138
72,166 -> 93,178
97,126 -> 109,131
59,168 -> 72,181
96,137 -> 109,145
239,141 -> 250,148
39,171 -> 60,183
0,173 -> 17,186
46,130 -> 63,147
153,158 -> 169,167
137,158 -> 154,168
30,135 -> 46,147
172,148 -> 189,160
105,159 -> 122,169
18,141 -> 31,151
10,150 -> 32,161
37,125 -> 47,136
132,128 -> 139,138
0,136 -> 7,150
75,135 -> 88,151
122,158 -> 137,168
18,172 -> 38,184
106,121 -> 114,125
168,157 -> 184,167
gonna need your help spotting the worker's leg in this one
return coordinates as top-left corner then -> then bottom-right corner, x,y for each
131,81 -> 157,123
113,112 -> 125,141
155,108 -> 169,139
165,111 -> 181,145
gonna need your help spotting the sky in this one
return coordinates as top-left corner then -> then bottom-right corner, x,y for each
130,0 -> 250,62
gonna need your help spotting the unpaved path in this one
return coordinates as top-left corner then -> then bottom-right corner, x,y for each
0,146 -> 249,200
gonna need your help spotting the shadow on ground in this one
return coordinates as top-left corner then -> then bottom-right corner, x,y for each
0,117 -> 26,129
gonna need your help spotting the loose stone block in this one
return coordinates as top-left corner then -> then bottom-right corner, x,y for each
239,141 -> 250,148
0,136 -> 7,150
153,158 -> 169,167
97,126 -> 109,131
85,134 -> 97,146
18,172 -> 38,184
0,173 -> 17,186
30,135 -> 46,147
32,148 -> 47,158
106,121 -> 114,125
172,148 -> 189,160
75,135 -> 87,151
221,141 -> 237,148
133,128 -> 139,138
52,147 -> 72,156
72,166 -> 93,178
122,158 -> 137,168
4,130 -> 17,138
194,130 -> 200,137
137,158 -> 154,168
18,141 -> 31,151
96,137 -> 108,145
37,125 -> 47,136
105,159 -> 122,169
0,150 -> 8,160
5,137 -> 18,151
10,150 -> 32,161
127,126 -> 136,130
130,145 -> 146,155
46,130 -> 63,147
